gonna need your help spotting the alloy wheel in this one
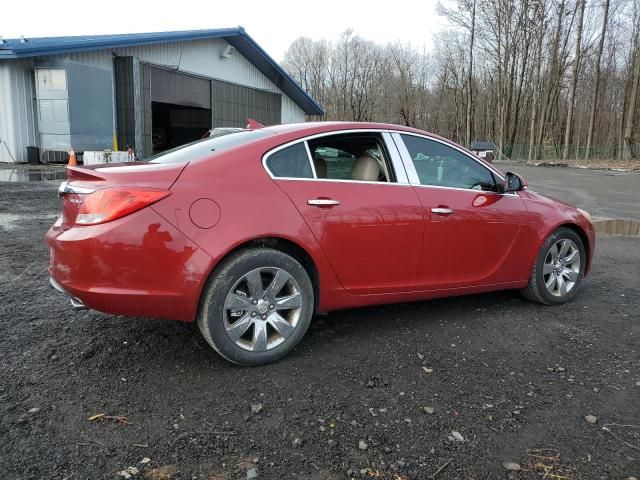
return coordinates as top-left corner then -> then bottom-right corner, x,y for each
543,238 -> 581,297
223,267 -> 303,352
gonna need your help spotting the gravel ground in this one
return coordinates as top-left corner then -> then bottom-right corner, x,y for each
0,179 -> 639,480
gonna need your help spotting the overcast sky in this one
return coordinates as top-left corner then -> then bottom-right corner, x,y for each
0,0 -> 450,61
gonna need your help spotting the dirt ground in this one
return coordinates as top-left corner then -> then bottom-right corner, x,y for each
0,176 -> 639,480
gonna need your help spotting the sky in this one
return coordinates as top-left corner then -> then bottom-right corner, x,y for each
0,0 -> 450,61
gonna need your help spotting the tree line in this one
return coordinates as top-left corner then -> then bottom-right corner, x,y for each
282,0 -> 640,161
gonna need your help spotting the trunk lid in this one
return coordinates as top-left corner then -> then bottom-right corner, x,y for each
60,162 -> 187,230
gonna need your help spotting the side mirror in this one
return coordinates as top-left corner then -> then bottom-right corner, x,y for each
502,172 -> 526,192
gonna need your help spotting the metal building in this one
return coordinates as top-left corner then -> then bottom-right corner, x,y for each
0,28 -> 324,163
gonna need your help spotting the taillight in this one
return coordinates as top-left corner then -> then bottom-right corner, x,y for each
75,188 -> 171,225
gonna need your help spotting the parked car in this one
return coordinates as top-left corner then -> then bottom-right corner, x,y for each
201,127 -> 246,139
47,122 -> 595,365
201,120 -> 264,140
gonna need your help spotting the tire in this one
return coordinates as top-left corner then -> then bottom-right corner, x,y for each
197,248 -> 314,366
520,227 -> 586,305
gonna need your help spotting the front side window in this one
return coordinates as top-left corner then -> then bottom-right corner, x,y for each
401,135 -> 497,191
265,142 -> 313,178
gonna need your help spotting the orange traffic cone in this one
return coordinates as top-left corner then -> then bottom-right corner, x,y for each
68,149 -> 77,166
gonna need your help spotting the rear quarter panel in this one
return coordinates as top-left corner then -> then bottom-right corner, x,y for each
150,144 -> 346,314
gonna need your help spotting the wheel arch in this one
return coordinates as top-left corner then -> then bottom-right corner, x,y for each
198,235 -> 321,317
539,222 -> 593,276
556,222 -> 592,273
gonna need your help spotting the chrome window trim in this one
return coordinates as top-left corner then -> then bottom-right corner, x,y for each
409,182 -> 519,195
267,177 -> 414,187
303,141 -> 318,178
392,131 -> 509,194
262,129 -> 411,185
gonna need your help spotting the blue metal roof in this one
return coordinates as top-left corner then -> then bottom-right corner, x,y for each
0,27 -> 324,115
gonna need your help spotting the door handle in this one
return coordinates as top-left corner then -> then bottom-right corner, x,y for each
308,199 -> 340,207
431,207 -> 454,215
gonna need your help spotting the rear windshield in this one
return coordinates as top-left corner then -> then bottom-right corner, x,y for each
148,130 -> 271,164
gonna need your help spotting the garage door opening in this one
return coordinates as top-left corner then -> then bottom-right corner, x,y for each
152,102 -> 211,153
115,59 -> 283,158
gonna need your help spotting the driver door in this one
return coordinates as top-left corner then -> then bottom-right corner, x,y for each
394,133 -> 530,290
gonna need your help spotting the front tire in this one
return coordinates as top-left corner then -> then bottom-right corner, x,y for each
521,227 -> 586,305
197,248 -> 314,366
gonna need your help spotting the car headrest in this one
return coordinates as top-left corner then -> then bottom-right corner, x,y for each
314,157 -> 327,178
351,155 -> 380,182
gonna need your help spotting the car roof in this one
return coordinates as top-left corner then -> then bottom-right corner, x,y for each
258,122 -> 462,152
261,121 -> 426,136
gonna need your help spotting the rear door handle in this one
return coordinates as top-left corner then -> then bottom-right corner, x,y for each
431,207 -> 454,215
308,199 -> 340,207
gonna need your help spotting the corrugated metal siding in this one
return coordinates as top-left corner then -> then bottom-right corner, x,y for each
211,79 -> 281,127
281,96 -> 305,123
113,56 -> 136,150
0,38 -> 308,162
43,38 -> 307,123
0,59 -> 38,163
0,63 -> 14,162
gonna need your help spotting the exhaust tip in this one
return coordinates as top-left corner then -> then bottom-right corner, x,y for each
50,277 -> 88,310
70,297 -> 87,310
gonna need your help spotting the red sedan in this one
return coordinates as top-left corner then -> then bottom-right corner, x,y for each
47,122 -> 595,365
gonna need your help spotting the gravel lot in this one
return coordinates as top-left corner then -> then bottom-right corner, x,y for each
1,172 -> 639,480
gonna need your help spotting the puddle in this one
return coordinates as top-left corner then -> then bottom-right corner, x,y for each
0,213 -> 58,231
0,169 -> 66,182
0,213 -> 22,231
593,219 -> 640,236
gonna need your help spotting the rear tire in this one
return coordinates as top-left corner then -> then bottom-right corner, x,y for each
521,227 -> 586,305
197,248 -> 314,366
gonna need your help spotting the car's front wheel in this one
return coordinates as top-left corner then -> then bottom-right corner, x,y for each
521,227 -> 586,305
197,248 -> 314,366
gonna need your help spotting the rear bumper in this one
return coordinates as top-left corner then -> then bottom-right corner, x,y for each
46,207 -> 213,322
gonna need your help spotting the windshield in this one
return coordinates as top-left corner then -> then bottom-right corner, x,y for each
148,129 -> 271,164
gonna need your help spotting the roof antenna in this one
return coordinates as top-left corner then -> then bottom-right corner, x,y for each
20,35 -> 28,43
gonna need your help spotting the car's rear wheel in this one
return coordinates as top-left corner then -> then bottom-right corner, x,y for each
521,227 -> 586,305
197,248 -> 314,366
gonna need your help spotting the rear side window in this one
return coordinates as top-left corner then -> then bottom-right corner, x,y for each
307,133 -> 393,182
266,143 -> 313,178
313,147 -> 354,180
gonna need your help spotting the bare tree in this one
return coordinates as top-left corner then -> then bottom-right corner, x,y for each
585,0 -> 610,159
282,2 -> 637,163
466,0 -> 477,148
623,33 -> 640,159
563,0 -> 586,160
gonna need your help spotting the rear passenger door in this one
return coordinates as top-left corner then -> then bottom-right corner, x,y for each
265,131 -> 424,295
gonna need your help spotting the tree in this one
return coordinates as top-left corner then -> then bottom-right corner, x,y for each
282,3 -> 636,163
623,36 -> 640,160
563,0 -> 586,160
466,0 -> 477,148
585,0 -> 610,159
